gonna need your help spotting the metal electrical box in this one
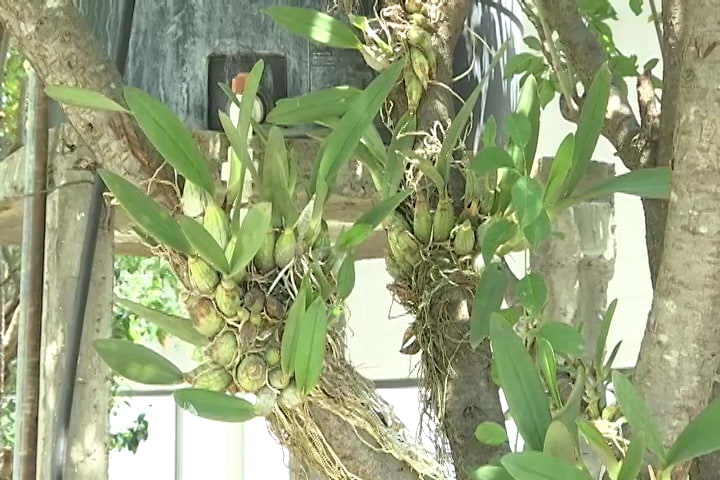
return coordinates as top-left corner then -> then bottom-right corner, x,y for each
77,0 -> 376,129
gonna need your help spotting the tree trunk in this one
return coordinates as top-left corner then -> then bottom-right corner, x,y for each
634,3 -> 720,479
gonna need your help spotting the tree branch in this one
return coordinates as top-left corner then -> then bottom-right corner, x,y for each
0,1 -> 177,208
536,0 -> 653,170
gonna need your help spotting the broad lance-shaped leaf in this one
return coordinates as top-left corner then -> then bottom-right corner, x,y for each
501,452 -> 592,480
506,112 -> 532,148
483,115 -> 498,147
178,216 -> 230,275
230,202 -> 273,277
490,316 -> 552,451
267,86 -> 360,125
576,419 -> 620,477
665,398 -> 720,468
618,433 -> 645,480
469,264 -> 508,346
566,167 -> 672,206
225,60 -> 264,205
174,388 -> 256,423
124,86 -> 214,195
475,421 -> 509,446
481,218 -> 517,265
512,176 -> 544,228
294,297 -> 329,394
265,6 -> 362,50
518,272 -> 547,314
513,75 -> 540,174
281,282 -> 309,374
543,420 -> 577,466
437,40 -> 510,182
312,60 -> 404,193
472,146 -> 515,177
336,254 -> 356,300
335,190 -> 411,250
538,322 -> 585,358
99,169 -> 191,254
612,371 -> 666,460
544,133 -> 574,207
45,85 -> 129,112
524,210 -> 551,247
115,297 -> 208,347
563,65 -> 611,198
94,339 -> 184,385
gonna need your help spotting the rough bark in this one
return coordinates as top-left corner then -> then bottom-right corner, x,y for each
633,2 -> 720,479
2,4 -> 441,479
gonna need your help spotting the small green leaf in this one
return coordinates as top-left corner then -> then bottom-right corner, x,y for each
505,53 -> 540,78
416,157 -> 446,191
536,338 -> 562,408
178,216 -> 230,274
469,466 -> 514,480
512,176 -> 544,227
336,254 -> 356,299
124,86 -> 214,195
524,211 -> 552,247
618,433 -> 645,480
643,58 -> 659,73
472,146 -> 516,177
538,79 -> 556,108
538,322 -> 585,358
45,85 -> 129,112
512,76 -> 540,174
567,167 -> 671,205
563,65 -> 611,198
99,169 -> 191,254
596,299 -> 618,367
577,419 -> 621,476
115,297 -> 208,347
612,371 -> 666,460
470,264 -> 509,346
294,297 -> 329,394
497,306 -> 524,326
506,113 -> 532,148
230,203 -> 273,277
281,283 -> 309,374
265,7 -> 362,50
483,115 -> 498,147
94,339 -> 184,385
524,36 -> 543,51
481,219 -> 517,265
544,134 -> 575,207
502,451 -> 591,480
543,420 -> 577,465
475,421 -> 509,446
174,388 -> 256,422
313,60 -> 404,192
491,317 -> 552,451
629,0 -> 643,15
219,111 -> 260,183
518,273 -> 547,315
267,86 -> 360,125
225,60 -> 264,205
335,191 -> 410,250
665,399 -> 720,468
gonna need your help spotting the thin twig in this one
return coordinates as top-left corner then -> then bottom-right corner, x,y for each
648,0 -> 663,54
536,3 -> 577,112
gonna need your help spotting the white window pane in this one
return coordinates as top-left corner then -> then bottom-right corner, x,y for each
178,408 -> 244,480
242,417 -> 289,480
109,396 -> 176,480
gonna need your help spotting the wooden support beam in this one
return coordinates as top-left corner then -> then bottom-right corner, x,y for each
0,131 -> 387,259
36,158 -> 113,479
